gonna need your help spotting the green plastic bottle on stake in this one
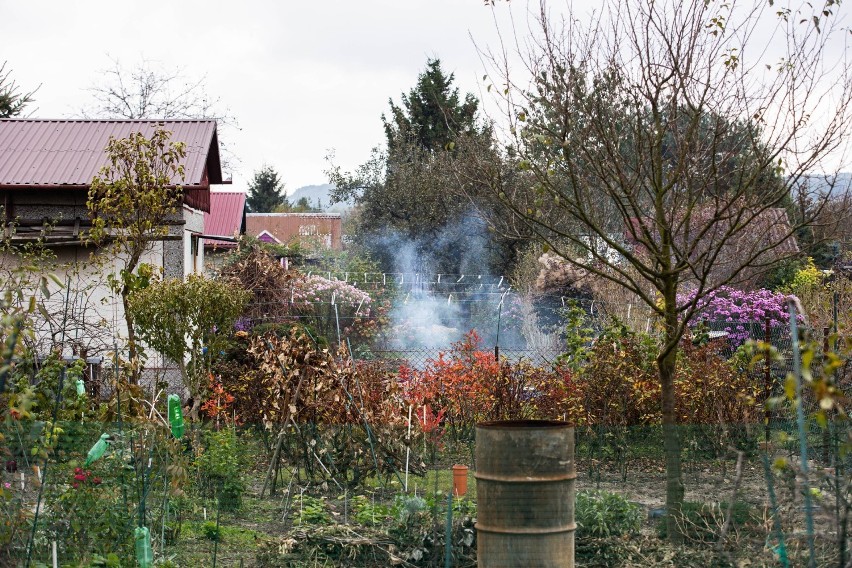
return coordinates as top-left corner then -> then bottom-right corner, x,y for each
75,379 -> 86,397
84,433 -> 110,467
134,526 -> 153,568
168,394 -> 184,439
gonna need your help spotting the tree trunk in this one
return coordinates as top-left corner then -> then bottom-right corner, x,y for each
660,295 -> 685,543
121,289 -> 140,384
120,250 -> 144,384
261,428 -> 287,498
179,357 -> 202,421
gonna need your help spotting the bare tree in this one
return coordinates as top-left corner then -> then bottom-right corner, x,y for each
470,0 -> 852,540
81,57 -> 238,174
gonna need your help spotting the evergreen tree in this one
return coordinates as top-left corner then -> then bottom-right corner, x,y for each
246,166 -> 288,213
383,58 -> 480,152
0,62 -> 36,118
291,197 -> 322,213
330,59 -> 521,275
275,196 -> 322,213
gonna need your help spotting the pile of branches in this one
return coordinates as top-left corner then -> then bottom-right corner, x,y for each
214,328 -> 424,490
255,521 -> 477,568
256,525 -> 408,567
217,241 -> 298,326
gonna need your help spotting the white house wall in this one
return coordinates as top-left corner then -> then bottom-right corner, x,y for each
4,208 -> 204,359
182,205 -> 205,277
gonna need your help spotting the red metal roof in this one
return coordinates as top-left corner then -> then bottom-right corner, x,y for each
0,119 -> 222,188
204,191 -> 246,248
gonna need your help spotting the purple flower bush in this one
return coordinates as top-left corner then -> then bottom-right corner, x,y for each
678,286 -> 797,346
233,317 -> 253,332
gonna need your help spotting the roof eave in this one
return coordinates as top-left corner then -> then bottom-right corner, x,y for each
206,126 -> 224,184
0,183 -> 207,190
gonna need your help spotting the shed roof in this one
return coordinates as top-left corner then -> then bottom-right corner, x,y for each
0,119 -> 222,188
204,191 -> 246,248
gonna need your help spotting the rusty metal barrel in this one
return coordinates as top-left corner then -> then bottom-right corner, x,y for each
475,420 -> 575,568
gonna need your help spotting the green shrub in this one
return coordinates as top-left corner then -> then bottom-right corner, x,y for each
351,494 -> 392,526
295,495 -> 330,525
575,490 -> 643,538
195,428 -> 245,511
87,553 -> 122,567
250,321 -> 326,346
202,520 -> 221,541
574,490 -> 644,566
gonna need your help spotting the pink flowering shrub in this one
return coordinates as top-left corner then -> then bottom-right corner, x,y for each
678,286 -> 796,345
287,274 -> 382,345
290,275 -> 373,313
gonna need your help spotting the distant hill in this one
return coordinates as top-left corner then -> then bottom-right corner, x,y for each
287,184 -> 353,213
793,172 -> 852,195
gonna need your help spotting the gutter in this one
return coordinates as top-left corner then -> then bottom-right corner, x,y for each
0,184 -> 207,190
198,234 -> 239,243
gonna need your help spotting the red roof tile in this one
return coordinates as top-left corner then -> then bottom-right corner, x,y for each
0,119 -> 222,188
204,191 -> 246,248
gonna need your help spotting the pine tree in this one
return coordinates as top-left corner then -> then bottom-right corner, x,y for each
246,166 -> 288,213
0,62 -> 36,118
329,59 -> 521,275
383,58 -> 480,152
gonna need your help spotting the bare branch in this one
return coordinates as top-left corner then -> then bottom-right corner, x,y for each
81,56 -> 240,175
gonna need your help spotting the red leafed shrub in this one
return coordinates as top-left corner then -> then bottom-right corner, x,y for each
200,374 -> 238,425
400,331 -> 578,438
576,325 -> 660,426
675,340 -> 760,426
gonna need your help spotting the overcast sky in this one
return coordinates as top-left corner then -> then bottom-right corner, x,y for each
3,1 -> 850,192
1,0 -> 543,192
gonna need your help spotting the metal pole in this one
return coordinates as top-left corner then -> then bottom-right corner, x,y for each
444,492 -> 454,568
212,491 -> 222,568
764,318 -> 772,446
823,327 -> 831,464
762,452 -> 791,567
114,342 -> 123,435
494,296 -> 503,362
405,405 -> 412,491
26,367 -> 66,568
788,300 -> 816,567
161,448 -> 168,558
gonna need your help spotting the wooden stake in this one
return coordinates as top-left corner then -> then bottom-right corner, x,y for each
405,405 -> 413,491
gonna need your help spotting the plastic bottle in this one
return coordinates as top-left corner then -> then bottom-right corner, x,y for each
134,526 -> 153,568
84,433 -> 111,467
168,394 -> 184,439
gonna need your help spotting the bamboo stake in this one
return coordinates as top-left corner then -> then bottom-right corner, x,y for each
405,405 -> 413,491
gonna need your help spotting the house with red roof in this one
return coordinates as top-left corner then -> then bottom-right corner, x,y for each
0,118 -> 226,355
